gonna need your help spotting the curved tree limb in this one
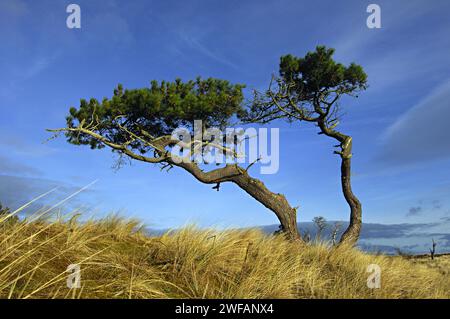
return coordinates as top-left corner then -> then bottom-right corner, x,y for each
47,124 -> 302,242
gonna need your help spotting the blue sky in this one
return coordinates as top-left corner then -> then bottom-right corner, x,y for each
1,0 -> 450,232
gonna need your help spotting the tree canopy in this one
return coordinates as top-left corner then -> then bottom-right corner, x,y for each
65,77 -> 245,153
245,46 -> 367,126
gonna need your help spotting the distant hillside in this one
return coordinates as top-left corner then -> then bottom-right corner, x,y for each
148,221 -> 450,255
261,221 -> 450,255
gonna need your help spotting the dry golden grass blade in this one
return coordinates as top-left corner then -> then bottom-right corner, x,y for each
22,248 -> 108,299
0,187 -> 59,224
1,211 -> 449,299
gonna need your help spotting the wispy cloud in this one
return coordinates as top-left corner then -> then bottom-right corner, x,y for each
22,56 -> 53,80
407,206 -> 422,217
0,50 -> 60,99
333,0 -> 446,59
331,1 -> 450,94
0,174 -> 99,214
176,31 -> 238,69
0,130 -> 57,157
378,79 -> 450,164
0,155 -> 41,177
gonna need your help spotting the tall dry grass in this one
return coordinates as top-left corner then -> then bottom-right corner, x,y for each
0,206 -> 449,299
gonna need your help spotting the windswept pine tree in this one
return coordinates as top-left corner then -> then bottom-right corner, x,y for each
49,46 -> 367,245
244,46 -> 367,244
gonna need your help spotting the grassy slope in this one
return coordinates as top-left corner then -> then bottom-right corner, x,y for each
0,214 -> 449,299
408,254 -> 450,277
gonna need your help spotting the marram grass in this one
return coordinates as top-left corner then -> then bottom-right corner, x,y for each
0,212 -> 449,299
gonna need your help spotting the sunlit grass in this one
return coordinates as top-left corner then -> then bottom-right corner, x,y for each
1,205 -> 449,298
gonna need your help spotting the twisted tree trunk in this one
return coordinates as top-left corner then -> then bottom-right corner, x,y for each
318,120 -> 362,246
174,161 -> 301,241
336,137 -> 362,245
233,173 -> 301,241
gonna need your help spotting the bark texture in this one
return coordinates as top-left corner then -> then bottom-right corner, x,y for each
336,137 -> 362,245
174,161 -> 301,241
318,119 -> 362,245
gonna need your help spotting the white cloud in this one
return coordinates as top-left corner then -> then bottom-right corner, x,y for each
0,155 -> 41,176
379,79 -> 450,163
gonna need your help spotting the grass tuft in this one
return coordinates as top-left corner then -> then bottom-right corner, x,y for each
0,213 -> 449,299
